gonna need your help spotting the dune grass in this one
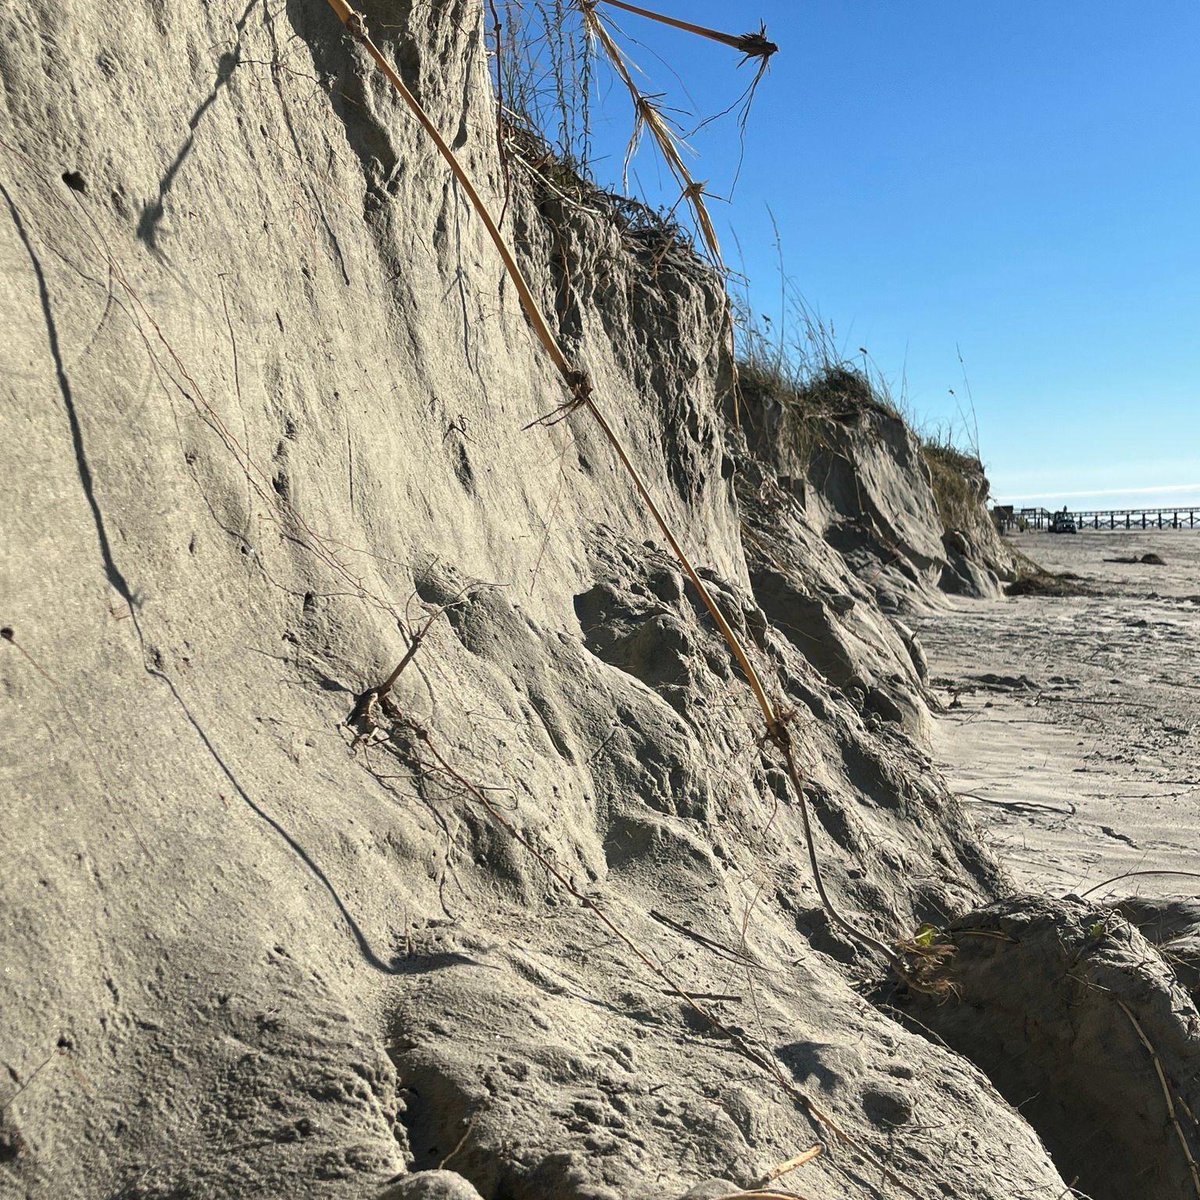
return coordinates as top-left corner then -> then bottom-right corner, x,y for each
921,439 -> 987,534
489,0 -> 777,266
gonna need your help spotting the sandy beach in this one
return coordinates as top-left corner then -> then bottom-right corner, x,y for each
917,530 -> 1200,900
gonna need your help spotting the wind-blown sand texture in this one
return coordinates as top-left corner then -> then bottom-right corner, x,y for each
918,531 -> 1200,900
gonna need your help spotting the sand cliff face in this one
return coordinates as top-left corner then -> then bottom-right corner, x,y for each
1,6 -> 1193,1200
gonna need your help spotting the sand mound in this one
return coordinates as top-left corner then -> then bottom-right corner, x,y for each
896,897 -> 1200,1200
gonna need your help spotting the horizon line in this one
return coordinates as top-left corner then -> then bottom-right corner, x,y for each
998,482 -> 1200,504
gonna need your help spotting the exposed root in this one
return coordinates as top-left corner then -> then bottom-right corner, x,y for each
712,1193 -> 813,1200
1116,998 -> 1200,1199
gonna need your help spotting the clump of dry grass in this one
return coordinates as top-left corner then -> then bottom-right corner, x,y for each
921,439 -> 987,534
893,925 -> 959,997
1001,543 -> 1089,598
733,280 -> 913,470
732,245 -> 912,425
499,114 -> 702,263
1005,571 -> 1090,598
490,0 -> 595,169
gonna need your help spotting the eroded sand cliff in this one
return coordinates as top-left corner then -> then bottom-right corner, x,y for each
2,5 -> 1196,1199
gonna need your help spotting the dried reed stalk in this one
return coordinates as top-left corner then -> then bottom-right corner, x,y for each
593,0 -> 778,65
579,1 -> 723,266
758,1143 -> 824,1183
320,1 -> 768,720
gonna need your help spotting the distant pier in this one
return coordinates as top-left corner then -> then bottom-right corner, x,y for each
993,505 -> 1200,531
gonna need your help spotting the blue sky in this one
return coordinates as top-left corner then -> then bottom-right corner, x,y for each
571,1 -> 1199,508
